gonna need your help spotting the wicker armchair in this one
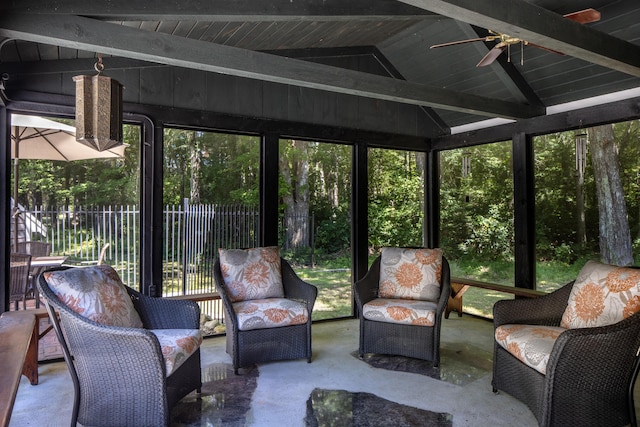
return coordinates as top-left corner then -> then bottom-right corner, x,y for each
493,273 -> 640,427
38,266 -> 202,427
354,248 -> 451,366
214,250 -> 317,374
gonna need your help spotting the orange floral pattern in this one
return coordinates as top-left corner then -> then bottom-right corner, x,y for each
362,298 -> 437,326
495,324 -> 565,375
232,298 -> 308,331
43,265 -> 143,328
379,247 -> 442,301
151,329 -> 203,376
561,261 -> 640,329
218,247 -> 285,302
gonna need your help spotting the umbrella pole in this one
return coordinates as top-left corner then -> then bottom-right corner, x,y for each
12,129 -> 19,251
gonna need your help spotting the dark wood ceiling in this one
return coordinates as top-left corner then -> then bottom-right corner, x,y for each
1,0 -> 639,134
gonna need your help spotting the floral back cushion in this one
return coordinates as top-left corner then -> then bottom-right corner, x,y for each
379,247 -> 443,301
43,265 -> 143,328
218,247 -> 285,303
561,260 -> 640,329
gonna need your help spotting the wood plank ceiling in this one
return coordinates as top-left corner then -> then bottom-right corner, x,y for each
0,0 -> 639,133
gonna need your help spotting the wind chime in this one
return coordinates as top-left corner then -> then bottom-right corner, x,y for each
73,54 -> 124,151
462,151 -> 471,202
575,131 -> 588,179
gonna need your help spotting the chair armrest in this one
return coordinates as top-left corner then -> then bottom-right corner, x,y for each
47,297 -> 168,382
354,256 -> 381,311
213,259 -> 239,328
281,259 -> 318,311
493,281 -> 574,328
436,257 -> 452,315
128,287 -> 201,329
541,312 -> 640,423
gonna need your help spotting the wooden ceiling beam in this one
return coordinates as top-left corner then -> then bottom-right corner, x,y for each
0,13 -> 544,119
0,0 -> 436,22
398,0 -> 640,78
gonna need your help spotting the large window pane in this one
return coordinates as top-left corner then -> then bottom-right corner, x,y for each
368,147 -> 425,258
163,128 -> 260,332
440,142 -> 514,317
534,122 -> 640,291
278,139 -> 352,320
11,116 -> 140,290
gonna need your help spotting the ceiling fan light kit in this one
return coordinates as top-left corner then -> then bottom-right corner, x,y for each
429,8 -> 601,67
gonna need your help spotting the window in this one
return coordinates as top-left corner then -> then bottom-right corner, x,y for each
368,147 -> 425,258
440,142 -> 514,317
163,128 -> 260,330
279,139 -> 352,320
534,122 -> 640,291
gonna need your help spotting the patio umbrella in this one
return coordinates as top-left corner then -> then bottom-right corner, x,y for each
10,114 -> 126,249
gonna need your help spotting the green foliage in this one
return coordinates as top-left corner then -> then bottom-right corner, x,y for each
368,148 -> 424,249
440,142 -> 514,262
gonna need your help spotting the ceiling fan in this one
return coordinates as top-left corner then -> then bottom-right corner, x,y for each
429,8 -> 601,67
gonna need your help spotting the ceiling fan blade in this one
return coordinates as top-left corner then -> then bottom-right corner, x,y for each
476,46 -> 505,67
430,37 -> 490,49
528,42 -> 565,56
563,8 -> 601,24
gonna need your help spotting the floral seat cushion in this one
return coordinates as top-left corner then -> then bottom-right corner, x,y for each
362,298 -> 437,326
561,260 -> 640,329
232,298 -> 309,331
218,247 -> 285,302
379,247 -> 442,301
150,329 -> 203,376
495,324 -> 565,375
43,265 -> 143,328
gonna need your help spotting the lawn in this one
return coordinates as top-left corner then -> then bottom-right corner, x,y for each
292,257 -> 591,320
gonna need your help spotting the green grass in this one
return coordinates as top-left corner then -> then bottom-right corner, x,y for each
294,266 -> 353,320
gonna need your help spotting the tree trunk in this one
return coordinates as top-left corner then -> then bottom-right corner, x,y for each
188,131 -> 201,204
280,140 -> 310,249
588,124 -> 633,266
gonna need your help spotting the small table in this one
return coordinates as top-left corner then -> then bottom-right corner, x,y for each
0,311 -> 36,427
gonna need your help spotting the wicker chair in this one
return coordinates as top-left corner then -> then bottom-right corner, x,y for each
38,266 -> 202,427
354,249 -> 451,366
493,276 -> 640,427
214,253 -> 317,374
9,253 -> 32,310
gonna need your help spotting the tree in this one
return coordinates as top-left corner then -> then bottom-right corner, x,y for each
588,124 -> 633,266
280,139 -> 311,249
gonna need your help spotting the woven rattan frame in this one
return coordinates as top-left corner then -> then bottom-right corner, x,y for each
353,255 -> 451,366
38,266 -> 202,427
214,257 -> 318,374
492,281 -> 640,427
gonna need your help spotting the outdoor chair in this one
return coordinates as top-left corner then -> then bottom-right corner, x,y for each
492,260 -> 640,427
354,247 -> 451,366
9,253 -> 32,310
16,241 -> 52,308
38,265 -> 203,427
214,246 -> 318,374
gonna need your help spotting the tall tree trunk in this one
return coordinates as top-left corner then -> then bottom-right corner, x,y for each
576,134 -> 587,247
188,131 -> 201,204
588,124 -> 633,266
280,140 -> 310,249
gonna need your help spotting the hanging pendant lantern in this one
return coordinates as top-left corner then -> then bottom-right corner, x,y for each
73,55 -> 123,151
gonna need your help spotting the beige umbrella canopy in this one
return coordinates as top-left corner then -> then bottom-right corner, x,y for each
10,114 -> 126,249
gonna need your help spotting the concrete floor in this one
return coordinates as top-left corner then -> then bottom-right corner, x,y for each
8,315 -> 639,426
